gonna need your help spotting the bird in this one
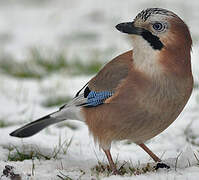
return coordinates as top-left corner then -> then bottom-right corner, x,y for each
10,8 -> 193,174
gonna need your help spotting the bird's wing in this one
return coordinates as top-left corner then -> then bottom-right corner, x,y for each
9,50 -> 132,138
61,50 -> 132,108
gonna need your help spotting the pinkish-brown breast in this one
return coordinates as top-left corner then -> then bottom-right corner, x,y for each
82,49 -> 193,149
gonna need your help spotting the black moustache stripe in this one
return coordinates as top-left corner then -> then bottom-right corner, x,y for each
141,30 -> 164,50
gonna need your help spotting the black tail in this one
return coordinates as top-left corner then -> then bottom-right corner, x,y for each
10,111 -> 61,138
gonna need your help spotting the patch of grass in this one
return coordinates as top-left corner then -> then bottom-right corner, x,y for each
31,48 -> 69,74
6,145 -> 51,161
61,31 -> 98,43
0,120 -> 12,128
53,137 -> 73,157
91,161 -> 156,177
0,57 -> 45,79
0,48 -> 104,79
41,95 -> 72,108
91,161 -> 112,176
70,59 -> 102,76
5,138 -> 72,161
0,118 -> 30,128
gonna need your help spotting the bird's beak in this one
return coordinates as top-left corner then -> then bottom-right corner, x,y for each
115,22 -> 142,35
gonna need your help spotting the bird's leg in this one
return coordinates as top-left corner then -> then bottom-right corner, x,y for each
139,143 -> 161,162
139,143 -> 170,170
103,149 -> 119,175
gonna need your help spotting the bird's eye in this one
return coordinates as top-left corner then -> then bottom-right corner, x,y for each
152,22 -> 165,31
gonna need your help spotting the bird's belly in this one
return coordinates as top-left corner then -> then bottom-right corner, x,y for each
111,100 -> 186,143
82,95 -> 188,148
124,113 -> 176,143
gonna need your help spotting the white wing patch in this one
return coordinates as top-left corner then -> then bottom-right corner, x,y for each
51,95 -> 86,122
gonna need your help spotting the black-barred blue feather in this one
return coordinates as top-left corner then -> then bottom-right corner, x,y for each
86,91 -> 113,107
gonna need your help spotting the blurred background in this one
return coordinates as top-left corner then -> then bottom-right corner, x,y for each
0,0 -> 199,173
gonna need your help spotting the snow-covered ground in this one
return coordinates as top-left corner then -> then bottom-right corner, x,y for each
0,0 -> 199,179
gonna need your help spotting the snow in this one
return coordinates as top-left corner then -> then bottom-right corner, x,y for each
0,0 -> 199,179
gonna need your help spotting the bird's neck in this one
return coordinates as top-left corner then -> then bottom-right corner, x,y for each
132,36 -> 161,77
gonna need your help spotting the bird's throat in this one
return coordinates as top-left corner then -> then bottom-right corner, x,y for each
132,36 -> 161,76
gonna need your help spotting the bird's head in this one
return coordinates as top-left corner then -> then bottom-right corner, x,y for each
116,8 -> 192,76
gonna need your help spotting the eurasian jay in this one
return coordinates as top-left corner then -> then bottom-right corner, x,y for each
10,8 -> 193,174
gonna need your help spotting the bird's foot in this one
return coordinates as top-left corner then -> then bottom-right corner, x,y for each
154,162 -> 170,170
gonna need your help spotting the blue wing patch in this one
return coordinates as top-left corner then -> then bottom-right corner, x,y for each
86,91 -> 113,107
74,85 -> 113,107
59,86 -> 113,110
